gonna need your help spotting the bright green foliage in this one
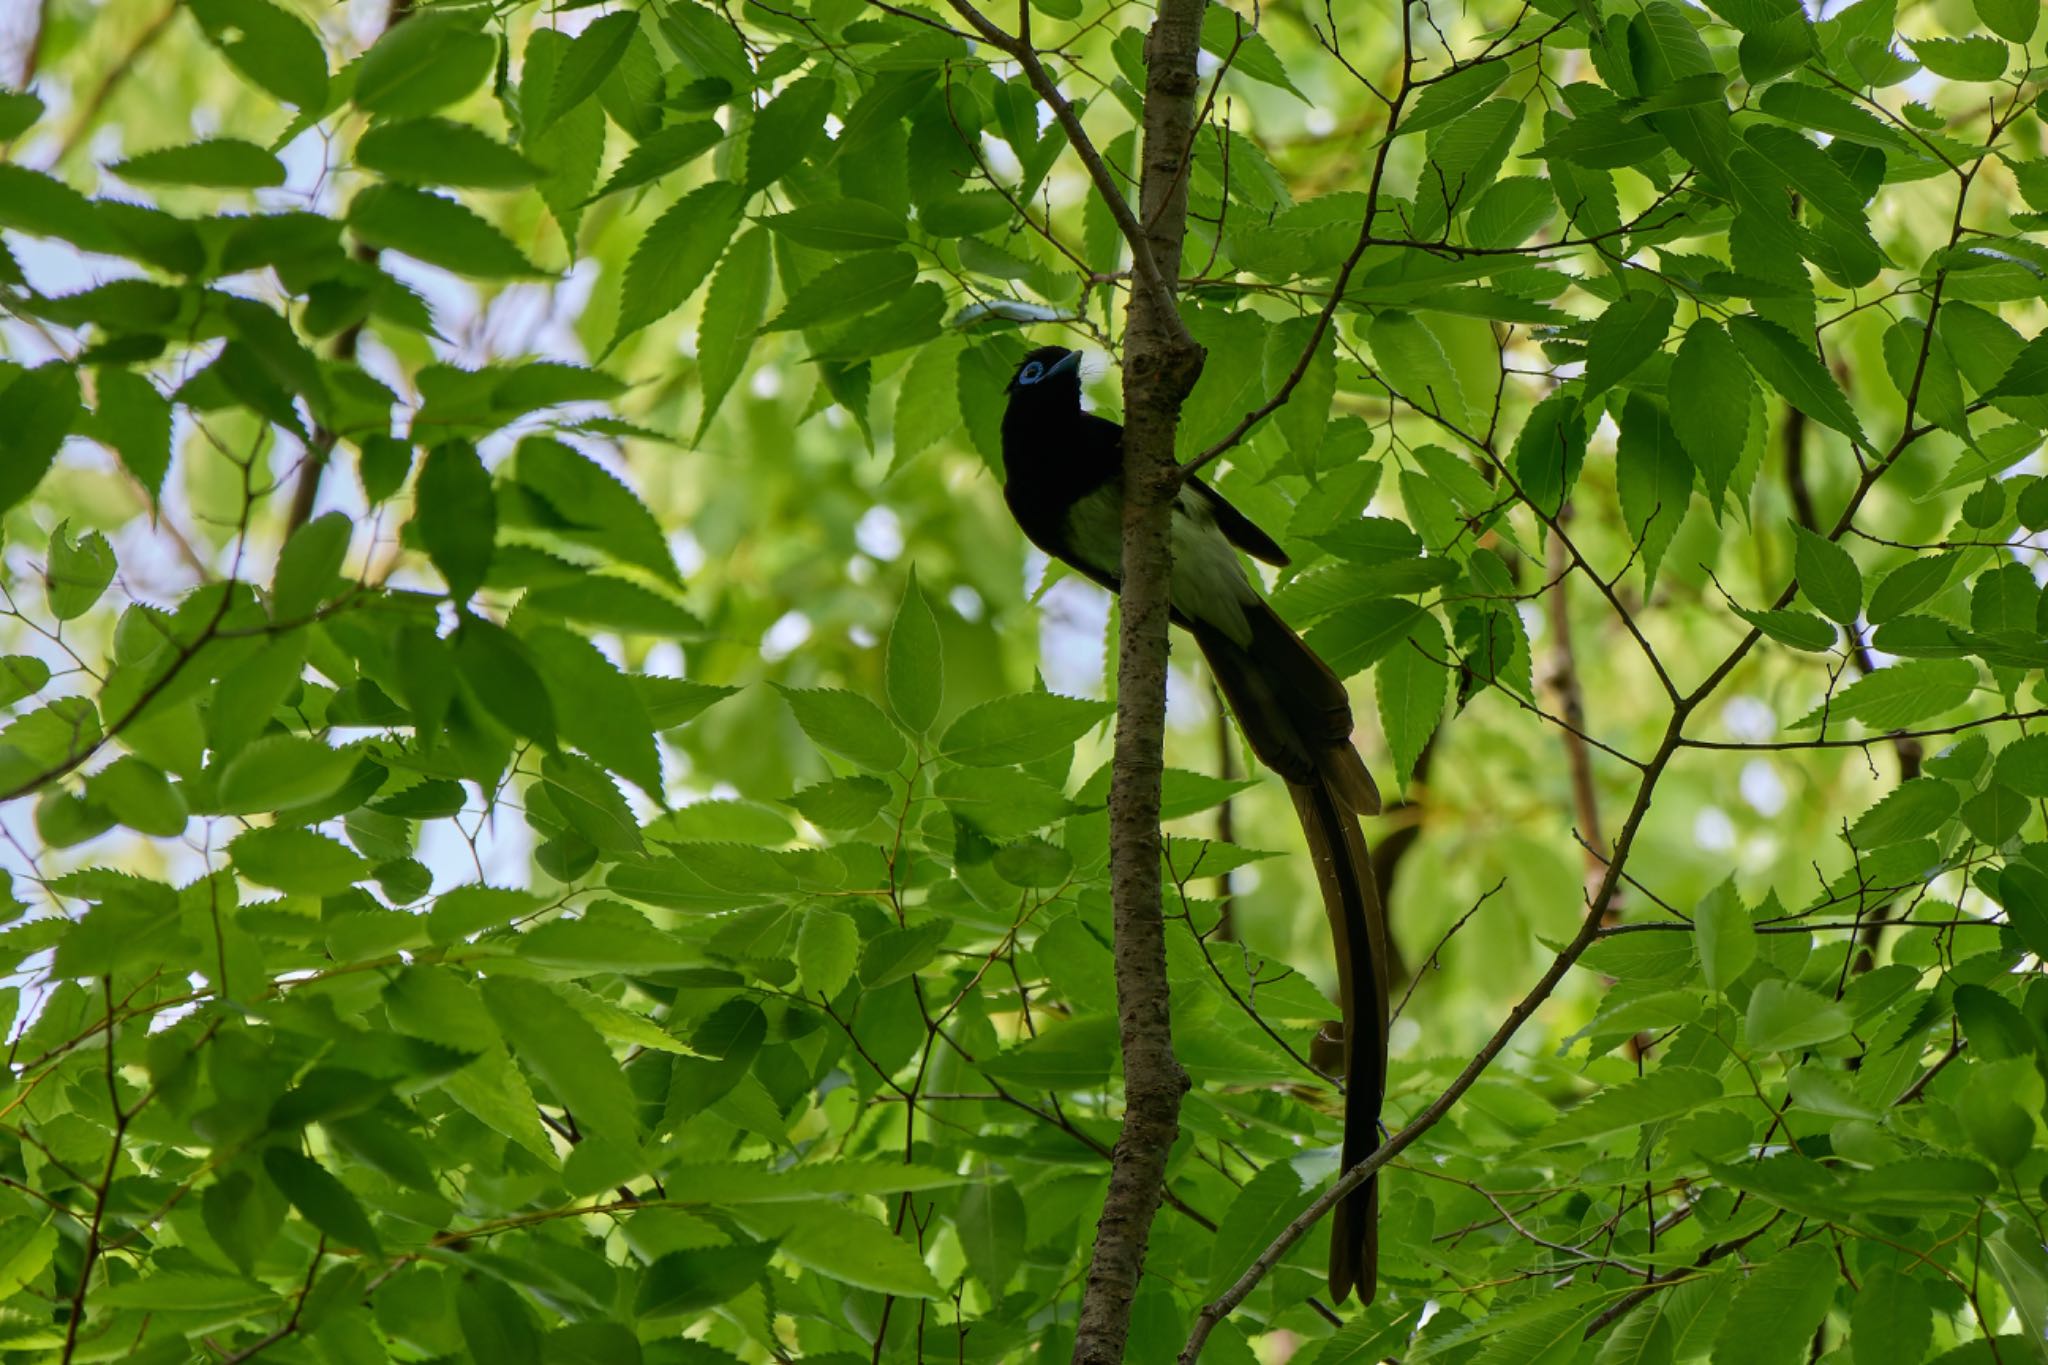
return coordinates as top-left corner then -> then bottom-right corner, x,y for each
2,0 -> 2048,1358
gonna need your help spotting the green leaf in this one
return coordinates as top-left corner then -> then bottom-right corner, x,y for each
1791,524 -> 1862,624
1727,315 -> 1868,447
938,766 -> 1076,838
416,441 -> 494,600
216,736 -> 359,814
1709,1242 -> 1836,1365
763,200 -> 909,252
454,617 -> 556,749
93,367 -> 171,501
636,1240 -> 777,1318
1669,321 -> 1752,515
262,1148 -> 380,1256
886,571 -> 943,733
456,1274 -> 540,1365
920,191 -> 1013,237
1996,735 -> 2048,796
1537,1066 -> 1724,1147
511,436 -> 677,585
1976,0 -> 2036,41
1304,599 -> 1429,678
776,686 -> 905,772
85,757 -> 186,837
730,1200 -> 943,1297
272,512 -> 350,621
1583,289 -> 1677,397
787,775 -> 891,829
1511,391 -> 1586,518
1757,81 -> 1907,150
1746,979 -> 1852,1052
1375,612 -> 1447,789
354,117 -> 543,188
347,185 -> 544,279
541,751 -> 642,853
523,577 -> 704,637
608,181 -> 745,353
428,884 -> 543,944
1596,1275 -> 1727,1365
0,167 -> 116,252
524,626 -> 661,795
694,225 -> 772,441
1794,659 -> 1977,730
584,121 -> 723,204
1849,778 -> 1959,847
1397,59 -> 1508,138
941,692 -> 1112,767
44,522 -> 114,621
0,364 -> 80,515
1199,5 -> 1306,100
538,11 -> 639,134
1851,1267 -> 1932,1365
1732,605 -> 1837,653
110,138 -> 284,189
1906,36 -> 2005,81
189,0 -> 329,108
766,251 -> 918,332
1466,176 -> 1555,249
1616,393 -> 1694,596
0,89 -> 45,142
796,907 -> 859,998
1695,879 -> 1755,992
353,11 -> 494,116
519,910 -> 691,972
1367,310 -> 1467,425
230,827 -> 370,896
743,73 -> 834,192
1868,553 -> 1956,625
0,656 -> 47,710
483,975 -> 642,1144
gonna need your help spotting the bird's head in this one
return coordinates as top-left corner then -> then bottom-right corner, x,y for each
1005,346 -> 1083,403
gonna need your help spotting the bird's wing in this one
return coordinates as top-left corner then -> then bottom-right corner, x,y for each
1189,476 -> 1290,567
1079,413 -> 1289,567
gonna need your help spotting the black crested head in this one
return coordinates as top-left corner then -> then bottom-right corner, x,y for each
1005,346 -> 1083,402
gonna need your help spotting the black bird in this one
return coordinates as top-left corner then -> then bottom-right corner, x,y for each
999,344 -> 1391,1304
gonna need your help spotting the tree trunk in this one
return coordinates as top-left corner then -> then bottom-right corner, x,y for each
1069,1 -> 1209,1360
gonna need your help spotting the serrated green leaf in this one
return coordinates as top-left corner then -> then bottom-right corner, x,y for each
347,185 -> 544,279
1616,392 -> 1694,595
190,0 -> 329,109
1746,979 -> 1852,1052
111,138 -> 283,189
1375,612 -> 1447,789
1728,314 -> 1867,447
1583,289 -> 1676,397
609,181 -> 744,352
229,826 -> 369,895
941,692 -> 1112,767
353,11 -> 493,116
355,117 -> 543,188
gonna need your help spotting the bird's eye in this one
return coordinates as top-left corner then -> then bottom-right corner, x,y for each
1019,361 -> 1044,384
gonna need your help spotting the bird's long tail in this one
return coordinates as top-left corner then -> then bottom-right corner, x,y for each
1192,600 -> 1389,1304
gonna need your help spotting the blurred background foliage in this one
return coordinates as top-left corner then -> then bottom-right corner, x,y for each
1,0 -> 2047,1358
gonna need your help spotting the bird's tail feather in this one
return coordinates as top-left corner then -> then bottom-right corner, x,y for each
1288,777 -> 1387,1304
1193,605 -> 1389,1304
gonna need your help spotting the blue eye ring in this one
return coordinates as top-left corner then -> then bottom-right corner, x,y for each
1019,361 -> 1045,384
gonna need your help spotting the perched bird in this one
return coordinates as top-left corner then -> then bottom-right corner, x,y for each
999,344 -> 1391,1304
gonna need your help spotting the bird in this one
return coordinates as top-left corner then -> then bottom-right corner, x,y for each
998,343 -> 1391,1304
